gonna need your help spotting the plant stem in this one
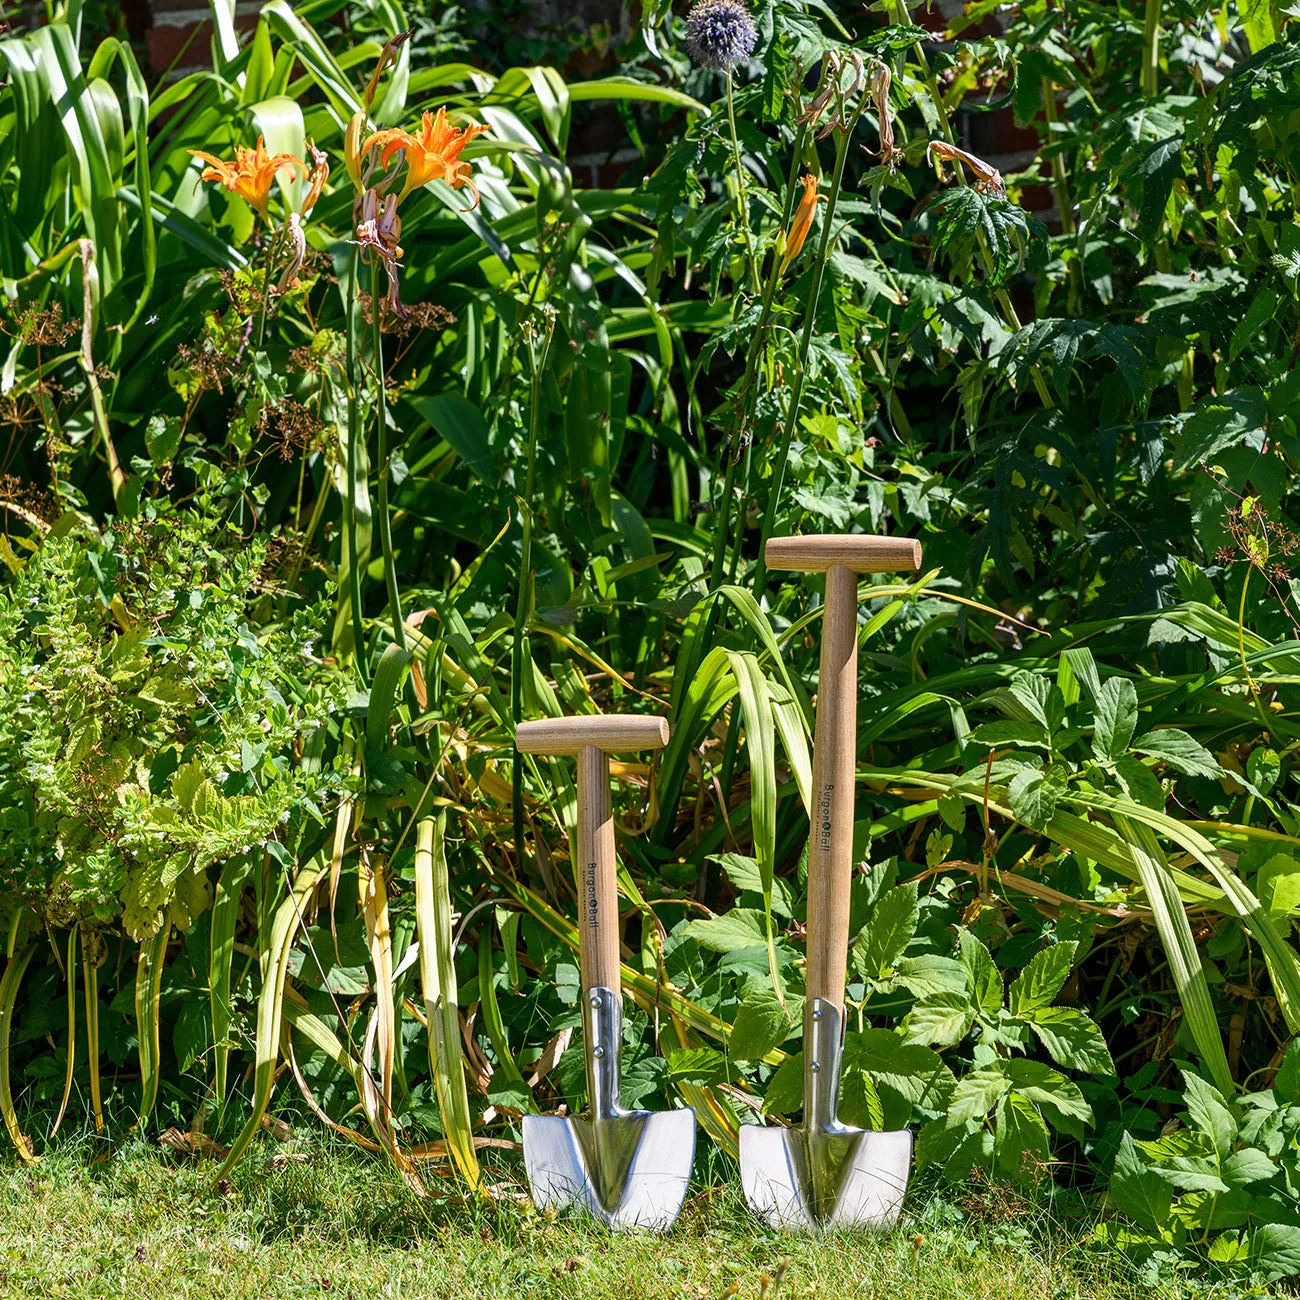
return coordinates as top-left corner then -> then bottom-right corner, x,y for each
707,122 -> 810,594
753,116 -> 859,599
344,247 -> 368,680
254,225 -> 280,351
371,260 -> 405,651
511,317 -> 555,871
1141,0 -> 1161,99
724,71 -> 759,296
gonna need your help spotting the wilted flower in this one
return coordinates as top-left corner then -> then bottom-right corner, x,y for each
277,212 -> 308,293
300,143 -> 329,218
780,174 -> 824,271
797,50 -> 865,139
868,60 -> 901,167
684,0 -> 757,71
927,140 -> 1005,196
352,188 -> 406,318
362,108 -> 490,206
189,137 -> 306,221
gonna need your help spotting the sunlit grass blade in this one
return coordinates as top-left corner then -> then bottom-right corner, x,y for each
133,925 -> 168,1128
1113,815 -> 1234,1094
0,944 -> 38,1163
82,939 -> 103,1132
51,926 -> 77,1137
212,856 -> 330,1187
724,649 -> 783,1002
1082,791 -> 1300,1033
359,853 -> 395,1111
414,813 -> 481,1190
211,853 -> 254,1105
476,929 -> 533,1110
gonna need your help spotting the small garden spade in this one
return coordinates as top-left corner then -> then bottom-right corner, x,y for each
740,535 -> 922,1230
516,715 -> 696,1231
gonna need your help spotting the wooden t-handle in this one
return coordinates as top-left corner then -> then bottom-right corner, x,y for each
516,715 -> 670,995
767,534 -> 922,1010
765,534 -> 922,575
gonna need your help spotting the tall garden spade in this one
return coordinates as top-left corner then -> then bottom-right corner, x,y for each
740,534 -> 923,1231
516,715 -> 696,1231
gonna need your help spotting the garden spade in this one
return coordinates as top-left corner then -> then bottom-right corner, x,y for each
740,534 -> 922,1231
516,715 -> 696,1231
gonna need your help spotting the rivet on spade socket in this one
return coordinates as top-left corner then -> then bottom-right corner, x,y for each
590,994 -> 601,1008
592,1046 -> 605,1058
810,1060 -> 821,1073
811,1009 -> 822,1020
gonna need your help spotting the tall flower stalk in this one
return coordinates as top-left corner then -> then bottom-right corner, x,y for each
752,101 -> 862,599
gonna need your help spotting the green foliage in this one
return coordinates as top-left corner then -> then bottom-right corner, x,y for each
2,0 -> 1300,1284
0,511 -> 338,939
1104,1046 -> 1300,1287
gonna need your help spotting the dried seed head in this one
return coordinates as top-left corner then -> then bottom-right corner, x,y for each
684,0 -> 757,70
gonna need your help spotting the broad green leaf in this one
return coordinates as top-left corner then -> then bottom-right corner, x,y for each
902,991 -> 975,1048
1131,728 -> 1224,778
1275,1038 -> 1300,1096
1008,942 -> 1077,1016
948,1067 -> 1011,1123
1221,1147 -> 1278,1187
893,954 -> 967,998
1248,1224 -> 1300,1283
724,650 -> 781,997
762,1052 -> 805,1115
845,1028 -> 956,1114
1092,677 -> 1138,764
1008,762 -> 1068,827
407,394 -> 494,483
851,882 -> 918,983
959,931 -> 1002,1016
1025,1007 -> 1115,1075
1183,1071 -> 1239,1161
683,908 -> 768,954
1000,1058 -> 1092,1132
994,1091 -> 1051,1184
1111,1132 -> 1174,1235
711,853 -> 794,917
729,988 -> 792,1060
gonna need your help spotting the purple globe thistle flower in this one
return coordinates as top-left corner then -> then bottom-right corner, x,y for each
684,0 -> 758,71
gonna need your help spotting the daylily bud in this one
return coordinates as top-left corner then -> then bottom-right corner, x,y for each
780,174 -> 824,271
344,112 -> 366,193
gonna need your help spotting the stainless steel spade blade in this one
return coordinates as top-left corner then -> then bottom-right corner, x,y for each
523,987 -> 696,1230
516,715 -> 696,1232
740,1000 -> 911,1229
741,535 -> 922,1232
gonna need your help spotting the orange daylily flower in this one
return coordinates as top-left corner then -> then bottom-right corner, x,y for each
361,108 -> 490,205
780,174 -> 825,271
189,137 -> 307,220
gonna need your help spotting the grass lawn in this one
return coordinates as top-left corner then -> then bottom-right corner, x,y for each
0,1126 -> 1174,1300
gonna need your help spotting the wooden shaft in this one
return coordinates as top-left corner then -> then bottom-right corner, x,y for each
575,745 -> 621,995
766,534 -> 922,574
516,715 -> 670,756
805,563 -> 859,1009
